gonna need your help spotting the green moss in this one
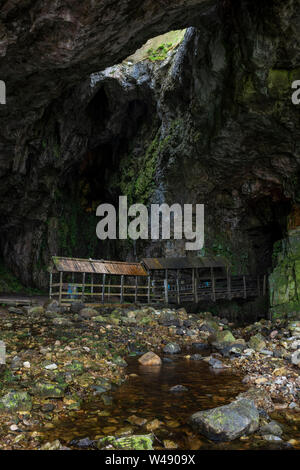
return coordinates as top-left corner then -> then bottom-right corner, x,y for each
147,43 -> 172,61
112,130 -> 161,206
97,434 -> 153,450
267,68 -> 300,98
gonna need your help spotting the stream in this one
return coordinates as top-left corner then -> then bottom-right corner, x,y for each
38,355 -> 300,450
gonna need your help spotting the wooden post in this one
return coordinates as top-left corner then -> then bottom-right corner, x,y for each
176,269 -> 180,304
59,271 -> 63,305
91,273 -> 94,297
164,270 -> 168,304
211,267 -> 216,302
81,272 -> 85,302
227,268 -> 231,300
135,276 -> 138,303
120,275 -> 124,303
164,279 -> 168,304
102,273 -> 106,303
49,272 -> 53,299
194,269 -> 198,303
108,275 -> 111,300
263,274 -> 267,296
147,275 -> 151,303
243,275 -> 247,299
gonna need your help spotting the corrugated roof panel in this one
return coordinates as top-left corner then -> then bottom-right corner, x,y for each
51,257 -> 147,276
142,256 -> 228,270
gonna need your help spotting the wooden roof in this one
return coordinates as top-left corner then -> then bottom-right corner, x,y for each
51,257 -> 147,276
142,256 -> 229,271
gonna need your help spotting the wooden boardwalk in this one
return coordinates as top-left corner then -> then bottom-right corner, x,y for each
150,274 -> 267,305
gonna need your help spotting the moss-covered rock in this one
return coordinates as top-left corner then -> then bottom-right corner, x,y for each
28,306 -> 45,316
0,391 -> 32,413
97,434 -> 153,450
32,381 -> 67,398
214,330 -> 236,343
248,333 -> 266,351
189,398 -> 259,441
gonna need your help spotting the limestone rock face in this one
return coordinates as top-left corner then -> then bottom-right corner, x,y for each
189,398 -> 259,441
0,1 -> 300,292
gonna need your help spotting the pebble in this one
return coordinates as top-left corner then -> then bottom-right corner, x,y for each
23,361 -> 30,369
44,363 -> 58,370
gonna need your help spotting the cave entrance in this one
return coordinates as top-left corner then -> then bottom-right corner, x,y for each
243,195 -> 292,276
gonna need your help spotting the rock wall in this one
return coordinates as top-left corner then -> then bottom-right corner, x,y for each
0,0 -> 300,297
269,225 -> 300,318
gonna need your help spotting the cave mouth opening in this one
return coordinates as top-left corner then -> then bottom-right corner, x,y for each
243,194 -> 293,277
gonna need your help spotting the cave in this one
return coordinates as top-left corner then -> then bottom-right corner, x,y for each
1,0 -> 300,453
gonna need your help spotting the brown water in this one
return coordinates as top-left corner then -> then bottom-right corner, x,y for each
40,356 -> 300,450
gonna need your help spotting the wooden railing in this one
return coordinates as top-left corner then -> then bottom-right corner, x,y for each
51,274 -> 267,306
150,274 -> 267,304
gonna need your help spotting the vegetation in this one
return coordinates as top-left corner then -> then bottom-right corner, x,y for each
0,260 -> 43,295
146,43 -> 173,62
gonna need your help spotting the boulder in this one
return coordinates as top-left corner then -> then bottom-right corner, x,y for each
32,381 -> 67,398
28,306 -> 44,316
138,351 -> 162,366
190,354 -> 203,361
0,391 -> 32,413
8,307 -> 24,314
259,420 -> 283,437
163,343 -> 181,354
169,385 -> 188,393
79,307 -> 98,318
214,330 -> 236,343
158,311 -> 182,327
288,321 -> 300,337
189,398 -> 259,441
291,350 -> 300,366
43,299 -> 60,312
248,333 -> 266,351
97,434 -> 153,450
209,357 -> 226,369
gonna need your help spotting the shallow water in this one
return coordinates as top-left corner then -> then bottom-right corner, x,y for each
39,356 -> 300,450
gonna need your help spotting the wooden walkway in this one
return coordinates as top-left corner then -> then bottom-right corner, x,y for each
150,274 -> 267,305
51,274 -> 267,306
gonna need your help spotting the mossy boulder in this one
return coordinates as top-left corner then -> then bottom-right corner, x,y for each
97,434 -> 153,450
189,398 -> 259,441
214,330 -> 236,343
28,306 -> 44,316
0,391 -> 32,413
79,307 -> 98,318
248,333 -> 266,351
32,381 -> 67,398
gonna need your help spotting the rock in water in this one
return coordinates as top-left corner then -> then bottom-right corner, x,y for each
189,398 -> 259,441
169,385 -> 188,393
138,351 -> 162,366
259,420 -> 283,437
97,435 -> 153,450
163,343 -> 181,354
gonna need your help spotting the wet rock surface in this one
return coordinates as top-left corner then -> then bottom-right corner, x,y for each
0,303 -> 299,449
189,398 -> 259,441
